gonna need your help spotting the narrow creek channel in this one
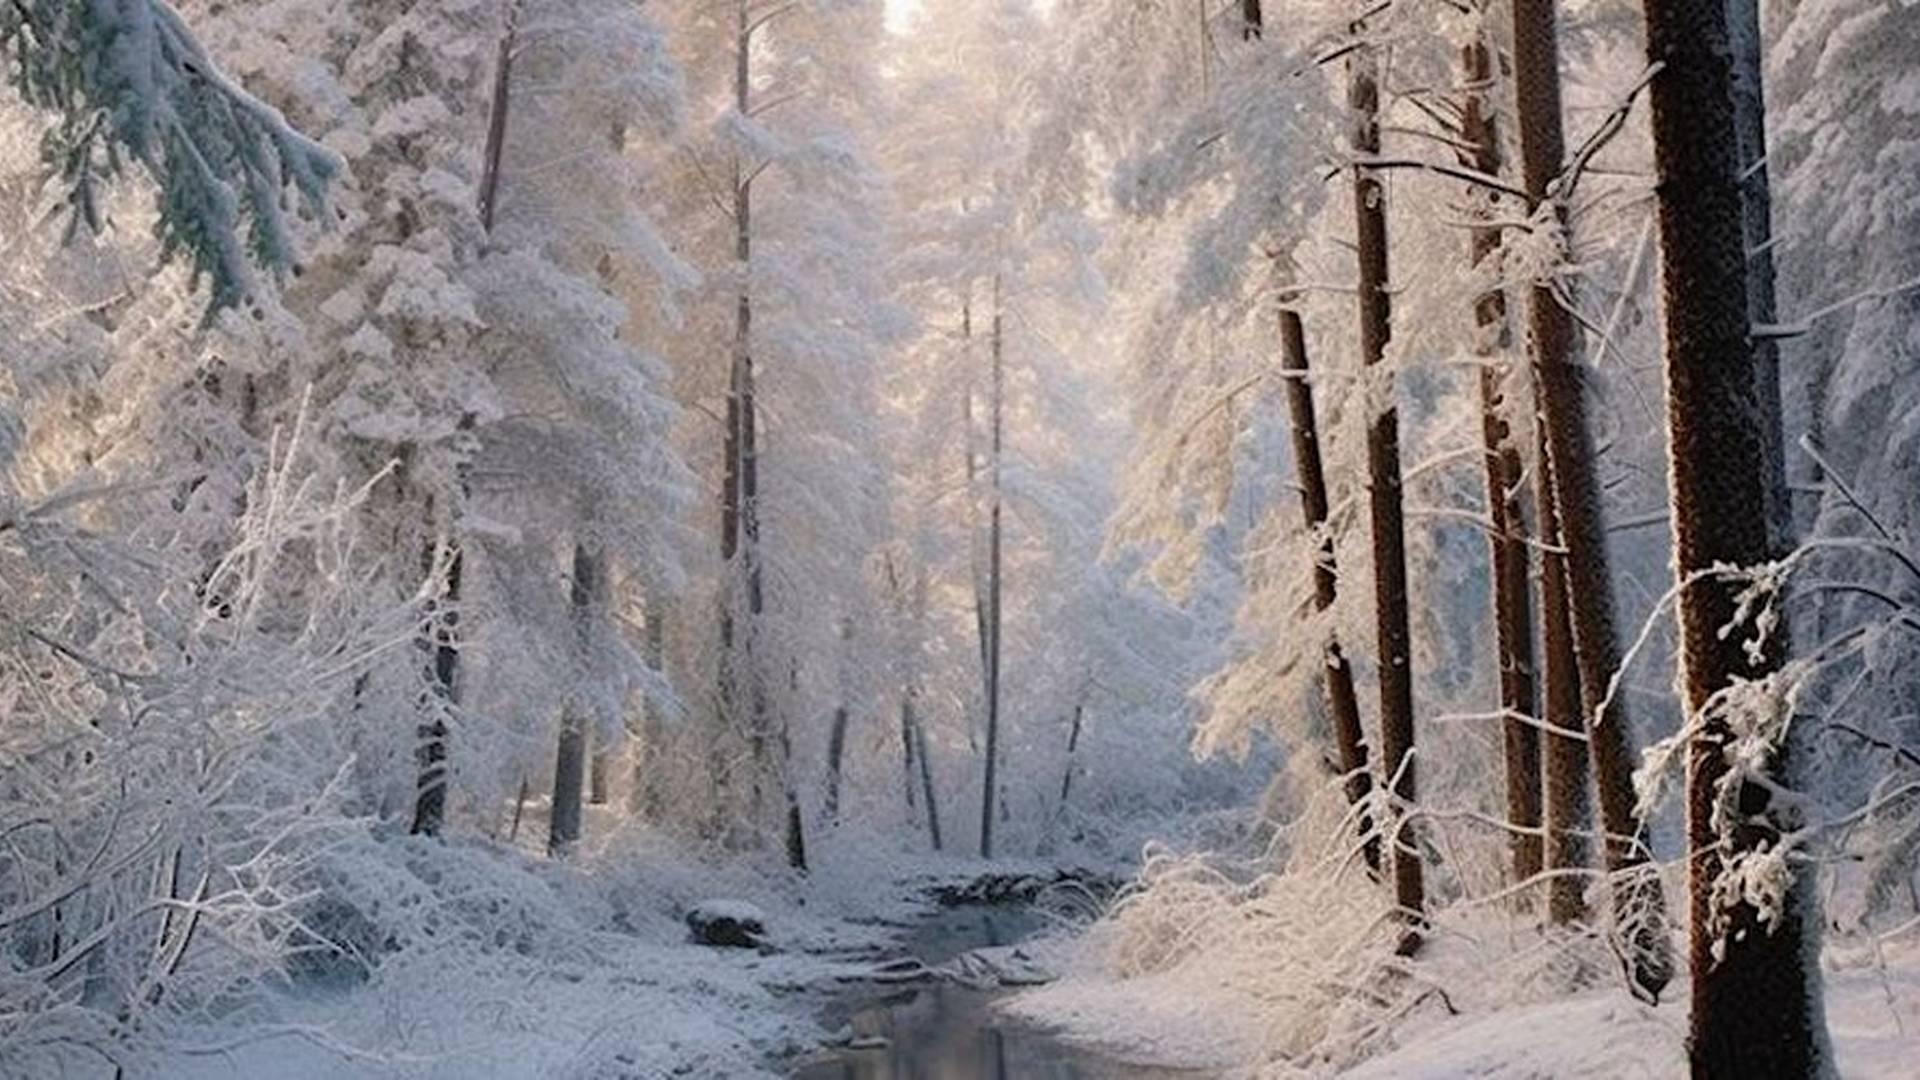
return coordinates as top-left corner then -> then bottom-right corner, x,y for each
793,902 -> 1207,1079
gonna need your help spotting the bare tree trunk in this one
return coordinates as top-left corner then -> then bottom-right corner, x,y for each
1058,703 -> 1083,809
1639,0 -> 1827,1067
824,706 -> 849,822
979,274 -> 1005,861
900,695 -> 919,811
1349,29 -> 1424,952
1509,1 -> 1669,996
1277,297 -> 1381,876
1728,0 -> 1789,559
509,775 -> 530,843
631,594 -> 668,821
475,0 -> 523,236
549,542 -> 601,857
824,621 -> 852,824
1536,443 -> 1591,926
1460,26 -> 1543,896
917,720 -> 943,852
411,531 -> 458,836
716,0 -> 784,861
589,749 -> 610,806
781,660 -> 807,872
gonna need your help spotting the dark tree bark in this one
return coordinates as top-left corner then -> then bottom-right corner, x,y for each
1509,1 -> 1669,995
900,694 -> 918,812
1058,703 -> 1084,809
411,532 -> 458,836
1349,31 -> 1424,951
1729,0 -> 1790,559
631,595 -> 668,820
588,749 -> 610,806
1536,442 -> 1591,926
1277,298 -> 1381,876
716,0 -> 791,865
979,274 -> 1006,860
1460,27 -> 1543,897
825,621 -> 852,824
548,542 -> 602,857
917,719 -> 943,852
1639,0 -> 1826,1069
823,706 -> 848,822
474,0 -> 522,236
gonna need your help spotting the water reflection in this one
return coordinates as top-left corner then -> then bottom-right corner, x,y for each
793,906 -> 1205,1080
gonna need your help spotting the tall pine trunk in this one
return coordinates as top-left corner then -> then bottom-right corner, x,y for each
1729,0 -> 1789,558
918,721 -> 944,852
1349,29 -> 1424,950
588,748 -> 610,806
548,542 -> 601,857
631,594 -> 668,820
824,621 -> 853,824
716,0 -> 795,867
412,0 -> 523,836
1639,0 -> 1827,1068
1536,443 -> 1591,925
1460,26 -> 1543,896
979,275 -> 1006,860
1509,1 -> 1668,994
1277,296 -> 1381,875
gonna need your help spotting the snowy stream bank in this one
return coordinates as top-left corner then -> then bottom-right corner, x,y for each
791,895 -> 1210,1079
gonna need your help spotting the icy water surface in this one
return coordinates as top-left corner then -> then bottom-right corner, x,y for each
794,903 -> 1207,1080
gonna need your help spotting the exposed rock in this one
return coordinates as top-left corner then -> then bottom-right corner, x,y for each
686,899 -> 768,948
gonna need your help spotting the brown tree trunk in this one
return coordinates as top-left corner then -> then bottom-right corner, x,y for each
1460,29 -> 1543,897
1509,1 -> 1669,996
1349,31 -> 1424,952
631,595 -> 668,820
716,0 -> 786,863
588,749 -> 610,806
549,543 -> 601,857
917,719 -> 943,852
824,622 -> 853,824
1536,442 -> 1591,926
1640,0 -> 1826,1069
1277,299 -> 1381,876
1729,0 -> 1789,559
979,274 -> 1005,861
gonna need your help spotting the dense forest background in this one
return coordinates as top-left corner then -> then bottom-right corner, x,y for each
1,1 -> 1917,1076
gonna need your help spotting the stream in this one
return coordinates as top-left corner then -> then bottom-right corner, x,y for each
793,901 -> 1205,1079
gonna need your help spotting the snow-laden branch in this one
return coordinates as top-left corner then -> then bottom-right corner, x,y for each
0,0 -> 341,313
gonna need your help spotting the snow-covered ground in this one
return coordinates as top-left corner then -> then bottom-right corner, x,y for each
151,815 -> 1119,1080
1009,919 -> 1920,1078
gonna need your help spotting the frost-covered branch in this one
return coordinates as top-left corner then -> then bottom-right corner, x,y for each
0,0 -> 341,313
